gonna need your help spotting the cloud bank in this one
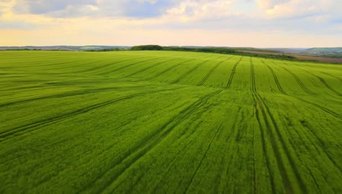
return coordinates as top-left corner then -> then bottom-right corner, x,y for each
0,0 -> 341,47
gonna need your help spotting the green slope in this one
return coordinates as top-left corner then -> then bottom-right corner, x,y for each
0,51 -> 341,194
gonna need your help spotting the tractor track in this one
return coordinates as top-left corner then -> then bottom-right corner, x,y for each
100,57 -> 163,76
225,57 -> 243,88
122,58 -> 178,78
197,57 -> 232,86
294,97 -> 341,119
144,59 -> 193,80
0,87 -> 184,142
170,59 -> 212,84
263,61 -> 287,95
0,85 -> 147,109
281,66 -> 316,95
184,123 -> 224,193
250,59 -> 307,193
80,90 -> 223,194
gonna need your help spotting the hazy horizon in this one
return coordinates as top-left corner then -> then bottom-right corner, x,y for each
1,45 -> 340,49
0,0 -> 341,47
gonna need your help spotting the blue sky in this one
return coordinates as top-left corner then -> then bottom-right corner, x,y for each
0,0 -> 341,47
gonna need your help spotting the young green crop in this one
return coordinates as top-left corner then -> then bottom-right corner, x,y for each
0,51 -> 341,193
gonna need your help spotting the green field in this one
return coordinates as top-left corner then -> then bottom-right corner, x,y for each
0,51 -> 341,193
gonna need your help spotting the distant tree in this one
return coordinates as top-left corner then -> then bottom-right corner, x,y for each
131,45 -> 163,50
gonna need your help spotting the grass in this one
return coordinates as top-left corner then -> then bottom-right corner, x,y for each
0,51 -> 341,193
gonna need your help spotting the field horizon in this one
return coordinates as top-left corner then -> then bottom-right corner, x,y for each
0,50 -> 341,193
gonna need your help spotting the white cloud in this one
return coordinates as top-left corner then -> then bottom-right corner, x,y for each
256,0 -> 341,19
165,0 -> 235,20
0,0 -> 341,46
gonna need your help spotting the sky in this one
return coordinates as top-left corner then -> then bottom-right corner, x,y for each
0,0 -> 341,47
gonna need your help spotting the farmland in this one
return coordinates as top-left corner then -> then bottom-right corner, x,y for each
0,51 -> 341,193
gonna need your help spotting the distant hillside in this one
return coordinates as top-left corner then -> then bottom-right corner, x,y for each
300,48 -> 342,58
1,45 -> 340,63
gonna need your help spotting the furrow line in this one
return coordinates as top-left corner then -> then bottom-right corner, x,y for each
197,57 -> 231,86
315,76 -> 342,96
0,87 -> 183,141
0,85 -> 146,109
254,93 -> 294,193
150,119 -> 209,193
81,90 -> 223,194
298,121 -> 342,173
184,123 -> 224,193
250,58 -> 276,193
263,61 -> 287,95
106,90 -> 223,193
101,57 -> 163,75
225,56 -> 243,88
283,62 -> 341,96
145,59 -> 193,80
251,59 -> 307,193
253,96 -> 276,193
258,94 -> 308,193
281,66 -> 316,95
216,107 -> 244,193
171,59 -> 211,84
250,57 -> 257,93
294,97 -> 341,119
123,58 -> 176,78
320,72 -> 342,83
76,58 -> 134,74
125,109 -> 215,193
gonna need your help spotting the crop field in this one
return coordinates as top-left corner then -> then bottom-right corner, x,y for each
0,51 -> 341,193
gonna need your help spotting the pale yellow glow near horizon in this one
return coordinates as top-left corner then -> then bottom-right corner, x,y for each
1,27 -> 341,48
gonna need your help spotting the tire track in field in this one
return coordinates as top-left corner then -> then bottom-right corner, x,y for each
0,85 -> 147,109
75,57 -> 134,74
315,76 -> 341,96
214,107 -> 244,194
298,120 -> 342,173
225,57 -> 243,88
262,62 -> 341,171
293,97 -> 341,119
284,122 -> 324,193
184,123 -> 224,194
101,57 -> 163,76
129,124 -> 199,193
0,87 -> 184,142
122,58 -> 178,78
197,57 -> 232,86
281,62 -> 341,96
171,59 -> 212,84
262,61 -> 287,95
281,66 -> 316,95
148,120 -> 206,193
250,59 -> 307,194
250,60 -> 276,193
301,70 -> 341,96
256,94 -> 308,193
81,90 -> 222,194
48,59 -> 105,72
320,72 -> 342,83
249,57 -> 258,193
24,59 -> 82,68
0,84 -> 43,93
262,62 -> 340,119
289,123 -> 341,193
28,98 -> 195,189
144,59 -> 193,80
124,112 -> 209,193
102,90 -> 223,194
